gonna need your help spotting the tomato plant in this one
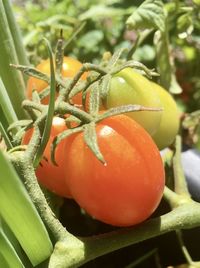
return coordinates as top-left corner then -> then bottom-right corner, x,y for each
23,117 -> 72,198
63,114 -> 165,227
26,56 -> 87,104
106,68 -> 162,135
151,82 -> 180,150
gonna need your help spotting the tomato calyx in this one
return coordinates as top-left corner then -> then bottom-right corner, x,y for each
51,103 -> 162,166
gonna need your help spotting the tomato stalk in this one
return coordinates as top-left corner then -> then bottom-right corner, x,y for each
172,135 -> 191,198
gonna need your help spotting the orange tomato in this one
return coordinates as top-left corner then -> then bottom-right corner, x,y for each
26,56 -> 88,104
63,114 -> 165,226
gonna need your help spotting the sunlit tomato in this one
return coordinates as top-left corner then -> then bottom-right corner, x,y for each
151,82 -> 180,150
63,114 -> 165,227
23,117 -> 71,198
106,68 -> 162,135
26,56 -> 87,104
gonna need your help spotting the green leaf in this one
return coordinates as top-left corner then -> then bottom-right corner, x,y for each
154,30 -> 182,94
83,122 -> 105,164
34,39 -> 56,168
79,5 -> 128,21
2,0 -> 29,68
0,252 -> 9,268
77,30 -> 104,53
1,220 -> 32,268
0,78 -> 18,126
177,12 -> 193,34
126,0 -> 166,32
0,224 -> 24,268
0,151 -> 53,266
0,121 -> 12,149
0,1 -> 26,119
193,0 -> 200,6
0,103 -> 8,127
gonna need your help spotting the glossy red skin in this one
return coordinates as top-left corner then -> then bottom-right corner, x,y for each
26,56 -> 87,104
64,115 -> 165,226
23,117 -> 72,198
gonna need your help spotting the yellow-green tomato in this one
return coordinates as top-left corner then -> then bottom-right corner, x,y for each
106,68 -> 162,135
151,82 -> 180,150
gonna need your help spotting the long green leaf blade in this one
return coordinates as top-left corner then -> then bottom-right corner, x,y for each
2,0 -> 29,68
0,252 -> 10,268
34,39 -> 56,168
2,220 -> 33,268
0,78 -> 18,125
0,0 -> 26,119
0,224 -> 24,268
0,150 -> 53,266
0,121 -> 12,149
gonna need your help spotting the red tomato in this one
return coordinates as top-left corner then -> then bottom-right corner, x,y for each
26,56 -> 88,104
23,117 -> 72,198
64,115 -> 165,226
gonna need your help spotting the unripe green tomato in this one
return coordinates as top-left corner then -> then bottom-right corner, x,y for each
106,68 -> 162,135
151,82 -> 180,150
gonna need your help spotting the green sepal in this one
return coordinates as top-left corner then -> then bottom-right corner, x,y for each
83,122 -> 105,164
51,126 -> 83,165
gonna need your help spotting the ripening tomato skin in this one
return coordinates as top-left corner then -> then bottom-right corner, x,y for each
151,82 -> 180,150
26,56 -> 87,104
23,117 -> 72,198
64,115 -> 165,227
106,68 -> 162,135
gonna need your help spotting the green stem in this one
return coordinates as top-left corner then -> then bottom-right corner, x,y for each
22,100 -> 44,113
176,230 -> 193,265
62,63 -> 107,101
49,201 -> 200,268
84,202 -> 200,265
173,135 -> 191,198
11,153 -> 68,242
56,101 -> 93,123
163,186 -> 182,208
124,248 -> 157,268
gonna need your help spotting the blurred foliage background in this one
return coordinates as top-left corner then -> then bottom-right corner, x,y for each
12,0 -> 200,150
12,0 -> 200,107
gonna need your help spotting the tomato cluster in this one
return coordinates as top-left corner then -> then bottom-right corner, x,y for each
24,58 -> 170,227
